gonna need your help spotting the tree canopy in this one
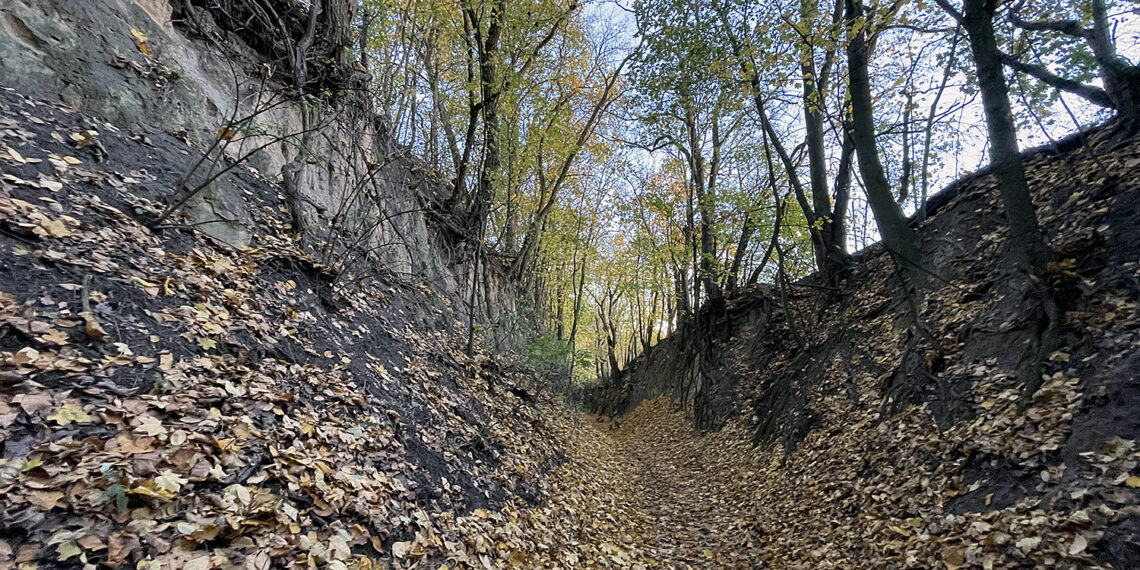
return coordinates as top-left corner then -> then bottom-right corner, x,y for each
359,0 -> 1138,385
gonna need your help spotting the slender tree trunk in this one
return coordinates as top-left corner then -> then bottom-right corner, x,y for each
748,127 -> 785,286
921,27 -> 961,219
943,0 -> 1062,404
358,9 -> 374,73
1089,0 -> 1140,129
961,0 -> 1050,274
727,207 -> 756,294
831,127 -> 854,254
683,106 -> 722,304
899,90 -> 913,203
846,0 -> 926,289
555,261 -> 567,339
470,0 -> 504,236
801,39 -> 846,283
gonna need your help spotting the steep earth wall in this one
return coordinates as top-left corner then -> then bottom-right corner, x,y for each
586,127 -> 1140,564
0,0 -> 526,348
0,19 -> 571,569
590,129 -> 1137,435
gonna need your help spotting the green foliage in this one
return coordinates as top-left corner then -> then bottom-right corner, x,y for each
525,335 -> 595,387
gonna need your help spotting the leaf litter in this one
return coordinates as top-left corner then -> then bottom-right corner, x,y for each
1,76 -> 1139,570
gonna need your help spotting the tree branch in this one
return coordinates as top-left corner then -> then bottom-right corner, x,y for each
999,51 -> 1115,108
1008,10 -> 1089,39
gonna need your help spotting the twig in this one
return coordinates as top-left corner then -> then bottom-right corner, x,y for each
81,274 -> 92,315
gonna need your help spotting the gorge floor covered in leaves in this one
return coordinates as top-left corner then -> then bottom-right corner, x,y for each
1,81 -> 1140,569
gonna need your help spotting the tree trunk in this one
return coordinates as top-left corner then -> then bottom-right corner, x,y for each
683,106 -> 722,304
470,0 -> 504,237
320,0 -> 356,78
358,9 -> 374,73
801,36 -> 847,284
845,0 -> 926,289
961,0 -> 1050,274
952,0 -> 1062,403
921,27 -> 961,219
1089,0 -> 1140,129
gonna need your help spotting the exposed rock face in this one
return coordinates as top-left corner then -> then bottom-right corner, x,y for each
0,0 -> 527,348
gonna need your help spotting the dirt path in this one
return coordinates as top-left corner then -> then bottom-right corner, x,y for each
580,401 -> 765,568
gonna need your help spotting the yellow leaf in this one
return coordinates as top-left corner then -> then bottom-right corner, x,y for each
212,436 -> 236,451
40,218 -> 71,238
22,456 -> 43,472
130,28 -> 152,56
198,337 -> 217,350
48,403 -> 91,425
127,484 -> 175,500
1126,476 -> 1140,488
131,276 -> 158,289
57,541 -> 82,561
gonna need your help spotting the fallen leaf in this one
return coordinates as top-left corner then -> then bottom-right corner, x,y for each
1070,534 -> 1088,555
81,312 -> 108,341
130,28 -> 151,56
184,555 -> 211,570
48,403 -> 91,425
392,541 -> 411,558
40,218 -> 71,238
28,490 -> 65,510
154,470 -> 187,493
57,541 -> 82,561
13,392 -> 52,414
135,415 -> 167,437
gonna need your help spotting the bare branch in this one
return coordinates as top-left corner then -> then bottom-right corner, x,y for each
999,51 -> 1115,108
1008,10 -> 1090,39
